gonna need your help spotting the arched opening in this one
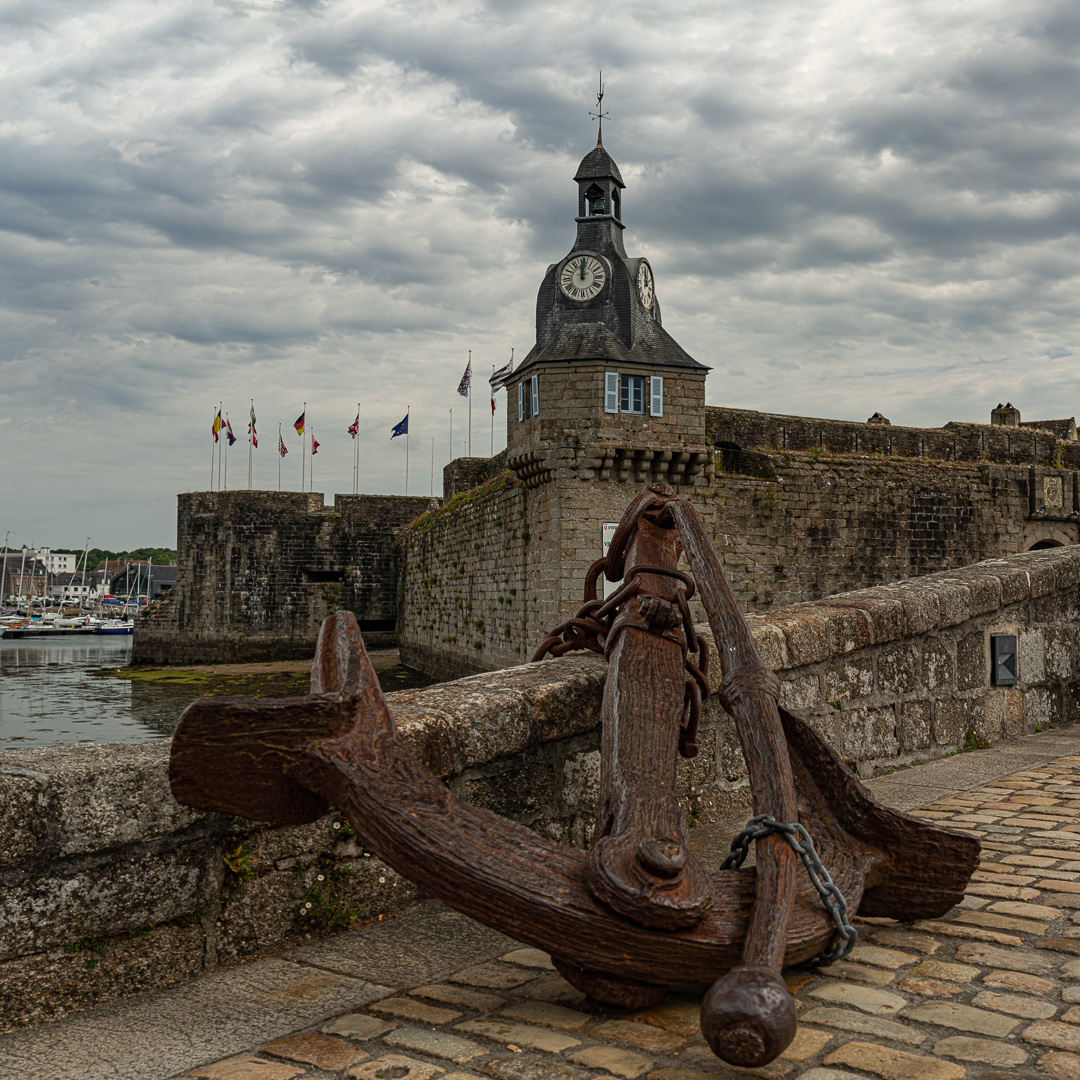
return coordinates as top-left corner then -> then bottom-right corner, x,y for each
612,188 -> 621,220
585,184 -> 605,215
1029,539 -> 1065,550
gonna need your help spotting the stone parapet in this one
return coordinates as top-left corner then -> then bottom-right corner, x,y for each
4,546 -> 1078,1030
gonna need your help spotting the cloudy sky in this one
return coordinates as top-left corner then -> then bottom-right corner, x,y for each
3,0 -> 1079,550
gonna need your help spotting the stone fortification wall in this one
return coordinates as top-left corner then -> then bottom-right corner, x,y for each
402,450 -> 1078,677
133,490 -> 435,665
3,545 -> 1078,1030
707,405 -> 1080,468
444,450 -> 508,498
400,473 -> 532,680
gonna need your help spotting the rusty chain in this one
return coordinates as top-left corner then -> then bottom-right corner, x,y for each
533,553 -> 711,759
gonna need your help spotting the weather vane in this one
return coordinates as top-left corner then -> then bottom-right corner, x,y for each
588,71 -> 610,145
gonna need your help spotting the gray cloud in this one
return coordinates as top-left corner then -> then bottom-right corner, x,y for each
2,0 -> 1080,547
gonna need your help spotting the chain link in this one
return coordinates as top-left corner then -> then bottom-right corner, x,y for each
533,556 -> 709,758
721,814 -> 858,967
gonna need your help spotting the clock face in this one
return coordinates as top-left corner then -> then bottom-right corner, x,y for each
636,261 -> 654,310
559,254 -> 607,301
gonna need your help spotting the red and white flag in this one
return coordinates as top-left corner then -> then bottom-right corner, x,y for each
311,437 -> 320,455
278,435 -> 288,457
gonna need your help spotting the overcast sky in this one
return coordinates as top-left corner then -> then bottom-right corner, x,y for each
3,0 -> 1079,550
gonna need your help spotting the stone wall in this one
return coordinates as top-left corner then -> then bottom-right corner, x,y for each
707,405 -> 1080,469
6,545 -> 1077,1031
402,451 -> 1079,677
133,491 -> 435,666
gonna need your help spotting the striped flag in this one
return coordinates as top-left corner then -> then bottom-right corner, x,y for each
489,358 -> 514,391
278,435 -> 288,457
294,412 -> 305,436
348,412 -> 359,438
212,410 -> 223,442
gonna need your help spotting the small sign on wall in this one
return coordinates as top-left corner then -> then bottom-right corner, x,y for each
601,522 -> 622,599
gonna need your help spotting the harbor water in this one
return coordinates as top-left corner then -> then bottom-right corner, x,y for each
0,636 -> 200,750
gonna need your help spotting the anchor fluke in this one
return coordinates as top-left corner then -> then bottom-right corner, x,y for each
701,965 -> 798,1068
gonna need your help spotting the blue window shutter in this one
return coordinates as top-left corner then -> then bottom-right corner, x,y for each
650,376 -> 664,417
518,382 -> 524,421
530,374 -> 539,417
604,371 -> 618,413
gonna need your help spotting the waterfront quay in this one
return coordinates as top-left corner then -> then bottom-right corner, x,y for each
5,728 -> 1080,1080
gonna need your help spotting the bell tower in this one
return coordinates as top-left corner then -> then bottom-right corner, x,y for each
506,126 -> 710,485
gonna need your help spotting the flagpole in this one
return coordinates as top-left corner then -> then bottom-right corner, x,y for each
210,408 -> 216,491
354,402 -> 360,495
491,364 -> 495,457
217,401 -> 222,491
248,399 -> 254,489
449,408 -> 453,460
405,407 -> 410,496
467,350 -> 472,457
278,423 -> 282,491
301,401 -> 306,493
430,437 -> 434,496
224,413 -> 230,490
310,426 -> 314,493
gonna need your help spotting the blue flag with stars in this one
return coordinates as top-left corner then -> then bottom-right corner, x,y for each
391,413 -> 409,439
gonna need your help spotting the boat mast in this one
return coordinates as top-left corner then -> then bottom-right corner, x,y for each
77,537 -> 90,616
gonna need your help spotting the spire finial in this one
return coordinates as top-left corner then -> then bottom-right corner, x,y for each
588,71 -> 610,147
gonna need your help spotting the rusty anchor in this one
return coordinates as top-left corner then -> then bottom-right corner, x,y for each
169,483 -> 979,1067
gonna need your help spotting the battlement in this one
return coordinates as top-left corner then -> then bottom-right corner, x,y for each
707,405 -> 1079,469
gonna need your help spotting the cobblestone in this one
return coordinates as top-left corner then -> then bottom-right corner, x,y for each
383,1028 -> 491,1065
567,1046 -> 653,1078
822,1040 -> 964,1080
932,1035 -> 1029,1065
262,1033 -> 368,1070
169,751 -> 1080,1080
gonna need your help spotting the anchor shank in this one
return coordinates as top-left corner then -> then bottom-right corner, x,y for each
587,510 -> 711,929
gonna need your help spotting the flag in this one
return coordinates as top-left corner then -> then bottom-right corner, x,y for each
456,359 -> 471,397
226,418 -> 237,446
348,412 -> 359,438
212,410 -> 223,442
252,431 -> 258,448
311,437 -> 320,455
278,435 -> 288,457
491,395 -> 496,415
248,404 -> 258,447
489,358 -> 514,391
294,412 -> 305,436
391,413 -> 409,439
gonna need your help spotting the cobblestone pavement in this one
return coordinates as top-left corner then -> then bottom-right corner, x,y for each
165,752 -> 1080,1080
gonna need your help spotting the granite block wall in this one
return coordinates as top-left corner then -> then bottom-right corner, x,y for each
133,490 -> 436,665
5,546 -> 1077,1029
707,405 -> 1080,469
401,450 -> 1079,677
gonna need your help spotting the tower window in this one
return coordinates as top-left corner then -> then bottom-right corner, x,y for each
605,373 -> 664,416
518,374 -> 540,421
621,375 -> 644,414
585,184 -> 605,215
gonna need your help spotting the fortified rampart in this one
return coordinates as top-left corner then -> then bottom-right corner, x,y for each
706,405 -> 1080,468
401,450 -> 1079,679
133,490 -> 435,666
5,546 -> 1078,1030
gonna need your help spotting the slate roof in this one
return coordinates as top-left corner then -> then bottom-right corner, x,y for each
574,142 -> 624,186
519,320 -> 707,371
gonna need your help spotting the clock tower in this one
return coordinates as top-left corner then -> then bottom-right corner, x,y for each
507,134 -> 710,486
